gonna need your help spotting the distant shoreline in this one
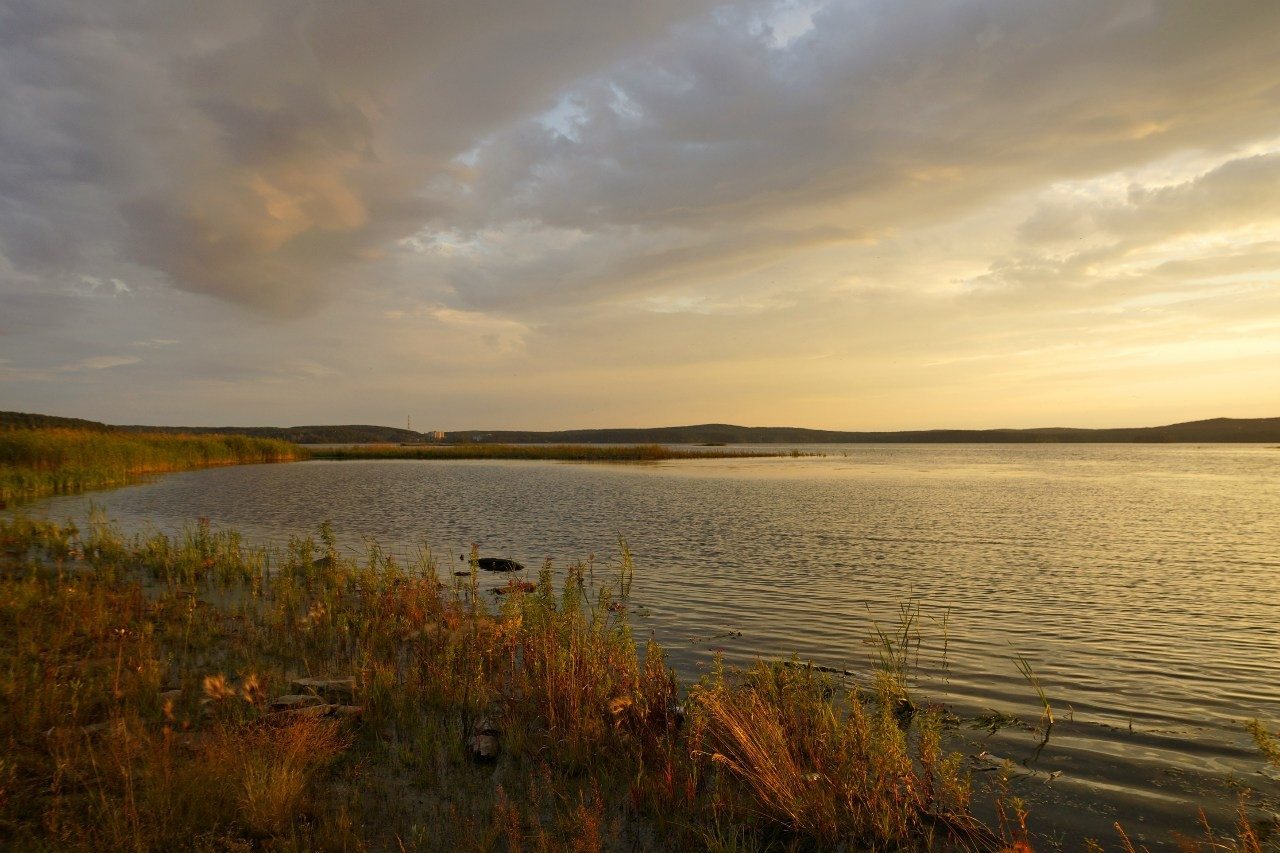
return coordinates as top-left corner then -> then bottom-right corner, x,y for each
307,443 -> 807,462
5,410 -> 1280,446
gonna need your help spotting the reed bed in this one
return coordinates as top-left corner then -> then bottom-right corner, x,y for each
0,428 -> 305,502
0,514 -> 1017,852
310,443 -> 807,462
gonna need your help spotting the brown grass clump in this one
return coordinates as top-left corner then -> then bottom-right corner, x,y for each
692,661 -> 989,849
208,716 -> 350,837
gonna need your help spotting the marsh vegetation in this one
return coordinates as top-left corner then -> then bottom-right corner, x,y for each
0,428 -> 304,503
309,443 -> 808,462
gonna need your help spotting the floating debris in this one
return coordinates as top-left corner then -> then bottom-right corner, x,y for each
688,629 -> 743,644
781,659 -> 854,677
969,709 -> 1031,734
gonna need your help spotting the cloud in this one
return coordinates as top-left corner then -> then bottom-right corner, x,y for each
324,0 -> 1280,331
75,355 -> 139,370
968,150 -> 1280,295
7,1 -> 1280,319
0,0 -> 714,314
0,353 -> 139,382
4,0 -> 1280,429
384,303 -> 532,357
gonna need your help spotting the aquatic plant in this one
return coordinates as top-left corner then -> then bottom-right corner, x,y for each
1246,718 -> 1280,769
1012,651 -> 1054,730
0,427 -> 305,502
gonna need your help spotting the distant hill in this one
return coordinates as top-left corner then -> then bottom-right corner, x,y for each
115,423 -> 425,445
441,417 -> 1280,444
5,411 -> 1280,444
0,411 -> 114,432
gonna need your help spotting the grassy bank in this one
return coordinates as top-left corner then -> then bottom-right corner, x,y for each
311,443 -> 807,462
0,515 -> 1022,851
3,437 -> 1276,850
0,428 -> 306,503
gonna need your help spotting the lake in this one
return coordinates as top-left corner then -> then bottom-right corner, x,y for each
22,444 -> 1280,846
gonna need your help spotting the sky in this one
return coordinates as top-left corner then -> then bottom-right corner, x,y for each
2,0 -> 1279,431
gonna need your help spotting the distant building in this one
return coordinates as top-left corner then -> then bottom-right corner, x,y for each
431,430 -> 446,442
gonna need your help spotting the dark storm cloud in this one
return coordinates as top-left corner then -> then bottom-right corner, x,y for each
0,0 -> 712,314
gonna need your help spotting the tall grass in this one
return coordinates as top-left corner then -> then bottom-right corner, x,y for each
0,428 -> 305,502
691,660 -> 990,848
0,515 -> 1000,851
310,443 -> 805,462
1012,652 -> 1054,730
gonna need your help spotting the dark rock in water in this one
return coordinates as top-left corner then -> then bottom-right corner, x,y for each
480,557 -> 523,572
453,570 -> 470,576
313,555 -> 336,569
460,554 -> 524,572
